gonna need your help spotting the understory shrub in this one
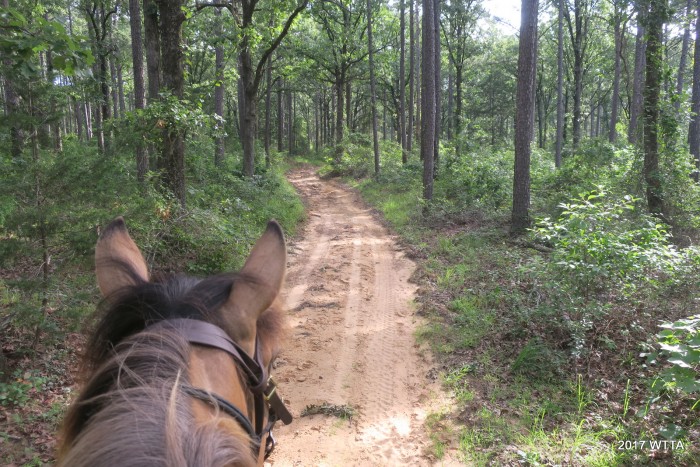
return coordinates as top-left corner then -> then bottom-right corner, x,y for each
649,315 -> 700,409
435,148 -> 512,213
532,189 -> 684,297
528,189 -> 698,359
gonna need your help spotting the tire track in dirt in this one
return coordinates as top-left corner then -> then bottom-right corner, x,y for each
269,167 -> 452,466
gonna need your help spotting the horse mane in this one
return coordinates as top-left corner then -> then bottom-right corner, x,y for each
57,260 -> 286,467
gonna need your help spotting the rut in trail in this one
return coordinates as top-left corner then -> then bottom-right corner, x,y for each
268,167 -> 448,466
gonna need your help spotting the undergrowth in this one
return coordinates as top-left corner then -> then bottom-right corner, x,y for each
0,139 -> 304,465
339,138 -> 700,465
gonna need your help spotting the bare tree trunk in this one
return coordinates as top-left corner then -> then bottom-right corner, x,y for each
335,72 -> 345,159
74,97 -> 84,141
512,0 -> 539,234
118,64 -> 126,115
368,0 -> 380,175
155,0 -> 186,205
4,0 -> 23,158
45,49 -> 63,153
642,0 -> 667,218
433,0 -> 441,172
447,70 -> 453,141
236,0 -> 307,176
689,0 -> 700,180
144,0 -> 161,103
629,9 -> 646,144
555,0 -> 564,167
676,0 -> 693,110
277,77 -> 284,152
609,1 -> 623,143
129,0 -> 148,181
564,0 -> 589,149
346,80 -> 351,132
421,0 -> 436,202
214,7 -> 225,167
408,0 -> 416,154
315,91 -> 320,152
287,88 -> 293,155
399,0 -> 407,162
109,54 -> 120,120
265,56 -> 272,167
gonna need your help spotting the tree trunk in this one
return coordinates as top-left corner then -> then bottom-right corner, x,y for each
399,0 -> 407,162
144,0 -> 161,103
676,0 -> 693,111
155,0 -> 186,205
45,49 -> 63,153
689,0 -> 700,180
214,7 -> 225,167
447,70 -> 453,141
455,65 -> 463,154
109,53 -> 120,120
236,0 -> 307,175
564,0 -> 589,149
265,55 -> 272,167
314,91 -> 320,152
629,10 -> 646,144
609,1 -> 623,143
287,88 -> 293,155
117,64 -> 126,115
421,0 -> 436,202
3,1 -> 23,158
408,0 -> 416,154
433,0 -> 441,172
346,79 -> 352,132
277,77 -> 284,152
129,0 -> 148,181
555,0 -> 564,167
642,0 -> 667,218
368,0 -> 380,175
335,71 -> 345,160
512,0 -> 538,234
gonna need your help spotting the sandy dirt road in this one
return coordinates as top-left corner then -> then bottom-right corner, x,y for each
268,167 -> 449,466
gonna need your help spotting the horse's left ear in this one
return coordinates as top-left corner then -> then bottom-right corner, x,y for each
226,220 -> 286,352
95,217 -> 149,297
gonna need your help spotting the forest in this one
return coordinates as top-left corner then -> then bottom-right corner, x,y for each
1,0 -> 700,464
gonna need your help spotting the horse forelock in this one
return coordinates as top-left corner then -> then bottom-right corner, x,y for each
58,329 -> 256,466
58,260 -> 285,466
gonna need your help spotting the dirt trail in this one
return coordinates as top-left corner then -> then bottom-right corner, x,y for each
268,167 -> 449,466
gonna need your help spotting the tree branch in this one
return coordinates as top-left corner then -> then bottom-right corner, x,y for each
253,0 -> 309,92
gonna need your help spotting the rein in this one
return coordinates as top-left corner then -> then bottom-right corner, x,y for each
148,318 -> 292,459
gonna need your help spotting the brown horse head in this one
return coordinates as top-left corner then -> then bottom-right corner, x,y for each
57,218 -> 289,466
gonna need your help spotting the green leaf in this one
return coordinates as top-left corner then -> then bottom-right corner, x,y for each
659,424 -> 687,440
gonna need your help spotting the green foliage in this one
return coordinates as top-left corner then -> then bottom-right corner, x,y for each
0,6 -> 93,79
533,140 -> 637,214
436,148 -> 513,213
650,315 -> 700,403
321,132 -> 377,178
1,135 -> 304,338
442,364 -> 475,404
118,93 -> 224,151
511,339 -> 566,383
0,370 -> 46,408
532,189 -> 682,296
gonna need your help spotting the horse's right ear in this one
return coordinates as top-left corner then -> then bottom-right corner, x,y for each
95,217 -> 149,297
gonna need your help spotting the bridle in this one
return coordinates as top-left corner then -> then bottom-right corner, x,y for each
148,318 -> 292,460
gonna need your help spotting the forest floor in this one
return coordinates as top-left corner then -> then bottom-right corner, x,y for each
269,166 -> 457,466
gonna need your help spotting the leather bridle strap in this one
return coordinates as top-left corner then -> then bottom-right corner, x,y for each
147,318 -> 292,458
182,385 -> 260,447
